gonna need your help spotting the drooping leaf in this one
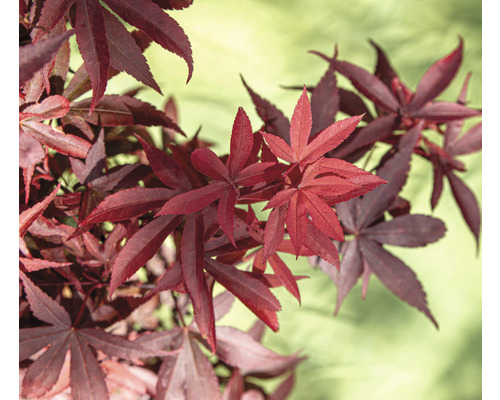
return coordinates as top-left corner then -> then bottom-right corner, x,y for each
102,0 -> 193,82
74,0 -> 109,114
20,30 -> 74,87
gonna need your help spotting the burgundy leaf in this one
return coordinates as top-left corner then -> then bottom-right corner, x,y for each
103,8 -> 161,93
410,101 -> 481,121
213,290 -> 236,322
359,238 -> 438,328
355,122 -> 422,229
153,0 -> 193,9
110,215 -> 182,294
23,95 -> 70,120
21,121 -> 91,158
409,39 -> 463,110
262,207 -> 286,263
69,335 -> 109,400
70,129 -> 106,184
215,326 -> 304,377
80,187 -> 177,226
241,76 -> 291,142
19,130 -> 45,169
290,87 -> 313,159
74,0 -> 109,114
191,148 -> 230,181
369,40 -> 398,88
70,95 -> 184,132
158,180 -> 229,215
268,254 -> 301,303
20,257 -> 72,271
329,58 -> 399,112
448,121 -> 482,156
20,29 -> 74,86
228,107 -> 254,179
19,183 -> 62,237
102,0 -> 193,82
20,270 -> 71,327
363,214 -> 446,247
447,171 -> 481,245
36,0 -> 76,37
311,65 -> 340,135
304,221 -> 340,269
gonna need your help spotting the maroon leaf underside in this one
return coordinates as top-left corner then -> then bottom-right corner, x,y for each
310,65 -> 340,135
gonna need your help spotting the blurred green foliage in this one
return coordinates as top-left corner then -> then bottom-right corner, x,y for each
99,0 -> 481,398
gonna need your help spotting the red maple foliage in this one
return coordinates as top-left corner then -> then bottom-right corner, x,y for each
19,1 -> 481,399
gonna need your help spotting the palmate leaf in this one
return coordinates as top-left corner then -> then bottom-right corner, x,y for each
19,272 -> 162,400
330,126 -> 446,326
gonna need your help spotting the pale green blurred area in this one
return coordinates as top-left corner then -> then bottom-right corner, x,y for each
102,0 -> 481,399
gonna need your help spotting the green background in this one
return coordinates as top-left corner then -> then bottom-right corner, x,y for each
99,0 -> 482,399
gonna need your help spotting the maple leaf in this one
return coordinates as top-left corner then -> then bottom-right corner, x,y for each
19,29 -> 75,87
19,271 -> 164,400
159,107 -> 285,246
35,0 -> 193,112
320,124 -> 446,327
311,39 -> 481,162
418,73 -> 482,246
260,87 -> 385,258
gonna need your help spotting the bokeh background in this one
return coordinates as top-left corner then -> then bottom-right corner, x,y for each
84,1 -> 482,399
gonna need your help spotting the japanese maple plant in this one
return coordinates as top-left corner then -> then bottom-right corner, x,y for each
19,1 -> 481,399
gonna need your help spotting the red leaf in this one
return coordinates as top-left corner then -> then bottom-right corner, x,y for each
301,114 -> 363,163
110,215 -> 182,294
204,258 -> 281,330
228,107 -> 254,179
241,76 -> 290,142
448,121 -> 482,156
359,238 -> 438,328
302,191 -> 343,241
260,132 -> 295,163
74,0 -> 109,114
304,221 -> 340,269
362,214 -> 446,247
311,65 -> 340,135
23,95 -> 70,120
70,95 -> 184,132
409,39 -> 463,111
21,120 -> 91,158
329,58 -> 399,112
285,191 -> 307,256
268,254 -> 301,303
20,257 -> 72,271
191,148 -> 230,181
447,171 -> 481,245
20,270 -> 71,326
102,0 -> 193,82
290,87 -> 312,159
20,30 -> 74,86
334,239 -> 363,315
80,187 -> 177,226
19,183 -> 62,237
262,207 -> 286,262
214,326 -> 304,377
103,8 -> 161,94
36,0 -> 77,38
158,180 -> 229,215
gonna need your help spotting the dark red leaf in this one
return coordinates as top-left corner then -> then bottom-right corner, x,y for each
359,238 -> 438,328
20,29 -> 74,86
355,122 -> 422,229
409,39 -> 463,111
215,326 -> 304,377
334,239 -> 363,315
410,101 -> 481,121
362,214 -> 446,247
19,183 -> 62,237
329,58 -> 399,112
103,8 -> 161,93
21,121 -> 91,158
369,40 -> 398,88
290,87 -> 313,159
448,121 -> 482,156
110,215 -> 182,294
70,95 -> 184,132
447,171 -> 481,245
80,187 -> 177,226
102,0 -> 193,82
23,95 -> 70,120
74,0 -> 109,114
228,107 -> 254,179
311,65 -> 340,135
191,148 -> 230,181
241,76 -> 290,142
158,180 -> 229,215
